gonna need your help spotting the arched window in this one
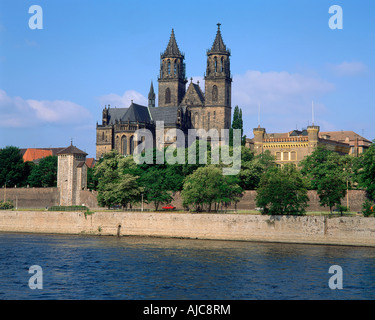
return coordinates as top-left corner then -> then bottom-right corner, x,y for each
290,151 -> 297,161
220,57 -> 224,72
102,132 -> 105,141
122,136 -> 127,156
174,60 -> 177,75
212,85 -> 218,102
213,111 -> 216,121
129,136 -> 134,155
283,152 -> 289,161
167,60 -> 171,75
165,88 -> 171,104
214,57 -> 218,73
207,112 -> 210,130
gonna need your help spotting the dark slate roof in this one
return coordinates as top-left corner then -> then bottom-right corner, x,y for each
121,103 -> 151,122
57,144 -> 88,156
105,102 -> 179,126
108,108 -> 128,125
149,106 -> 179,125
77,161 -> 86,168
161,29 -> 183,58
208,23 -> 230,55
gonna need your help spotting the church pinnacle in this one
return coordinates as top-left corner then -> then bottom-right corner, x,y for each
208,23 -> 230,55
148,81 -> 155,108
161,28 -> 183,58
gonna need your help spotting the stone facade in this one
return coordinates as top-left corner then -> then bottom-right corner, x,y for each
2,211 -> 375,247
57,144 -> 88,206
96,24 -> 232,160
247,125 -> 353,166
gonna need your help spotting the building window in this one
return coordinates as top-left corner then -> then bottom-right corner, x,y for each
207,112 -> 210,130
290,151 -> 297,161
212,85 -> 218,102
174,60 -> 177,75
283,152 -> 289,161
122,136 -> 127,156
214,57 -> 217,73
165,88 -> 171,104
276,152 -> 281,161
221,57 -> 224,72
129,136 -> 134,155
213,111 -> 216,121
167,60 -> 171,75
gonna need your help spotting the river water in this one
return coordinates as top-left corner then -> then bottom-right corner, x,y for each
0,232 -> 374,300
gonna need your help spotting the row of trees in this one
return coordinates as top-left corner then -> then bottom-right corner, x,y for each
91,141 -> 375,215
0,146 -> 57,188
257,144 -> 375,215
92,143 -> 261,211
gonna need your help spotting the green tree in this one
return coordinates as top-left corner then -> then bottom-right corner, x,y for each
300,146 -> 354,190
229,106 -> 246,146
317,174 -> 347,214
0,146 -> 29,187
27,156 -> 58,187
181,165 -> 243,212
356,141 -> 375,200
87,167 -> 98,191
94,150 -> 142,209
256,164 -> 309,215
239,149 -> 276,190
138,166 -> 173,211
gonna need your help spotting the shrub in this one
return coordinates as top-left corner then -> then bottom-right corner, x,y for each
0,201 -> 14,210
336,204 -> 349,216
362,199 -> 374,217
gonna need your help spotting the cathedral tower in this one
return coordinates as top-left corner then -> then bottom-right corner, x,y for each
204,23 -> 232,130
158,29 -> 187,107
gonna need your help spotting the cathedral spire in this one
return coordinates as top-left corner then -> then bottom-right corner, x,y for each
148,81 -> 155,108
208,23 -> 230,55
162,28 -> 183,58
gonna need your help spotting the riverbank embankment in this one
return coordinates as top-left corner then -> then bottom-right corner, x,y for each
1,211 -> 375,247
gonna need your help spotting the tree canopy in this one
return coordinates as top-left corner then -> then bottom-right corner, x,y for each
0,146 -> 31,187
181,165 -> 243,212
256,164 -> 309,215
27,156 -> 57,187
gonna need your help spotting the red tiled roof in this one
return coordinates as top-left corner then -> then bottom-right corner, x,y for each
23,149 -> 53,162
85,158 -> 96,168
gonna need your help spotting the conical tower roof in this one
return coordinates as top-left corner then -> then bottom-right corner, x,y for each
208,23 -> 230,55
148,81 -> 155,100
161,29 -> 184,58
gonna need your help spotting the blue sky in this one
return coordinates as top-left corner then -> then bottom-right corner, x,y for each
0,0 -> 374,158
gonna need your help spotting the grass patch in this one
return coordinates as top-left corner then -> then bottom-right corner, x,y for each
48,205 -> 89,212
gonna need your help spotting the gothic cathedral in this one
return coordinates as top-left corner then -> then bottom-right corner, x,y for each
96,24 -> 232,160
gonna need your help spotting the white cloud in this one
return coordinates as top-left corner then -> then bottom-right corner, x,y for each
328,61 -> 367,76
98,90 -> 148,108
232,70 -> 335,117
0,89 -> 92,128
